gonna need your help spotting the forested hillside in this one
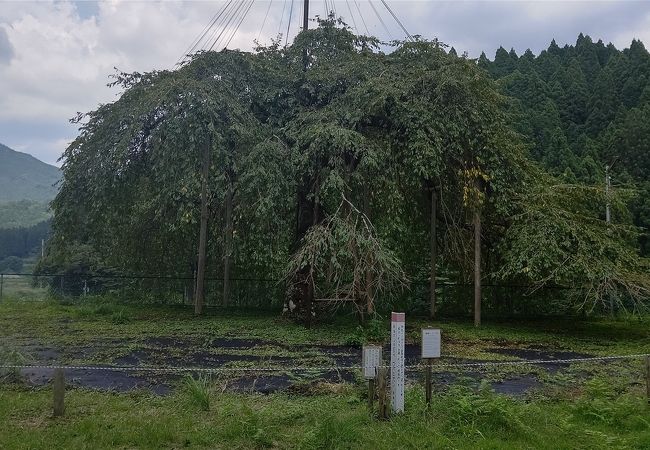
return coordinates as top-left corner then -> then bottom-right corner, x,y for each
0,143 -> 60,202
0,143 -> 58,267
478,34 -> 650,254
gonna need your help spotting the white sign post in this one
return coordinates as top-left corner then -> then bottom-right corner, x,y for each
362,345 -> 382,379
421,328 -> 441,407
390,312 -> 405,413
363,345 -> 382,410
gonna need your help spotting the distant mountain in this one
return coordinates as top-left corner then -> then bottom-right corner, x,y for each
0,142 -> 60,202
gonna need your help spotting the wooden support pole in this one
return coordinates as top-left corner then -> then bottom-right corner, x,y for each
223,180 -> 234,307
646,356 -> 650,403
368,378 -> 375,410
425,359 -> 432,408
195,138 -> 211,315
473,209 -> 482,327
53,368 -> 65,417
430,189 -> 437,319
377,366 -> 389,420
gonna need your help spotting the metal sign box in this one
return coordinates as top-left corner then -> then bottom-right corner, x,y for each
421,328 -> 441,359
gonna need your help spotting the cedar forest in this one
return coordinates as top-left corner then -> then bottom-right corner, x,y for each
36,20 -> 650,326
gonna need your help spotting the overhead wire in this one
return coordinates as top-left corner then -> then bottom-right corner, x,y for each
203,0 -> 241,52
344,0 -> 359,33
353,0 -> 370,35
175,0 -> 234,66
278,0 -> 288,36
379,0 -> 412,41
208,0 -> 250,51
257,0 -> 274,41
178,0 -> 412,65
225,0 -> 256,49
285,0 -> 295,46
368,0 -> 393,40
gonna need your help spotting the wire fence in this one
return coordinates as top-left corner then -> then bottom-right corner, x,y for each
0,272 -> 284,310
0,271 -> 595,317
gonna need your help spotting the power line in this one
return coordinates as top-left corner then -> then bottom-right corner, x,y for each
203,0 -> 241,52
379,0 -> 412,41
368,0 -> 393,40
278,0 -> 288,36
353,0 -> 370,35
225,0 -> 256,49
208,0 -> 250,51
285,0 -> 295,46
175,0 -> 234,66
345,0 -> 359,33
257,0 -> 274,41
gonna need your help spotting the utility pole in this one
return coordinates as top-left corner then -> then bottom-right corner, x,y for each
303,0 -> 309,30
605,157 -> 618,225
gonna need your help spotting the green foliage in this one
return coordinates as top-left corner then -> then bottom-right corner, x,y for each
0,200 -> 51,229
0,219 -> 50,261
184,374 -> 212,411
0,256 -> 22,273
344,318 -> 387,346
483,35 -> 650,256
444,383 -> 531,438
499,181 -> 650,312
0,344 -> 26,382
45,24 -> 650,317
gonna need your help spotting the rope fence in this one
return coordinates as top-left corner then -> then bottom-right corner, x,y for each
2,353 -> 649,374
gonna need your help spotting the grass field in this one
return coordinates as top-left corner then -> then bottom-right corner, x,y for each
1,297 -> 650,449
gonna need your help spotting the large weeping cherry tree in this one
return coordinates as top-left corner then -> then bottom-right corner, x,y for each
43,19 -> 650,324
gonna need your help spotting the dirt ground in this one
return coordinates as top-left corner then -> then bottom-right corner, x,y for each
15,336 -> 596,395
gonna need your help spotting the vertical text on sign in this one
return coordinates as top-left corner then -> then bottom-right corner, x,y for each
391,312 -> 405,413
362,345 -> 382,379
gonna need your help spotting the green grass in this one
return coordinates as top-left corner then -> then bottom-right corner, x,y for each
0,276 -> 48,301
0,378 -> 649,449
1,297 -> 648,357
1,298 -> 650,448
184,375 -> 212,411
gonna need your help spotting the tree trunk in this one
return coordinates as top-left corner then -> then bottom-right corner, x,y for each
195,139 -> 211,315
223,179 -> 234,307
290,179 -> 315,327
430,188 -> 438,319
473,209 -> 481,327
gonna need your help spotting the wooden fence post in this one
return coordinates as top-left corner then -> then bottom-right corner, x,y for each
53,368 -> 65,417
425,359 -> 432,407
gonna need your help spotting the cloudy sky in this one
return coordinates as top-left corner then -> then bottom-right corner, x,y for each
1,0 -> 649,166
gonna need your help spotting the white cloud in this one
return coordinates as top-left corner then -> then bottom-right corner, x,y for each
0,0 -> 649,165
